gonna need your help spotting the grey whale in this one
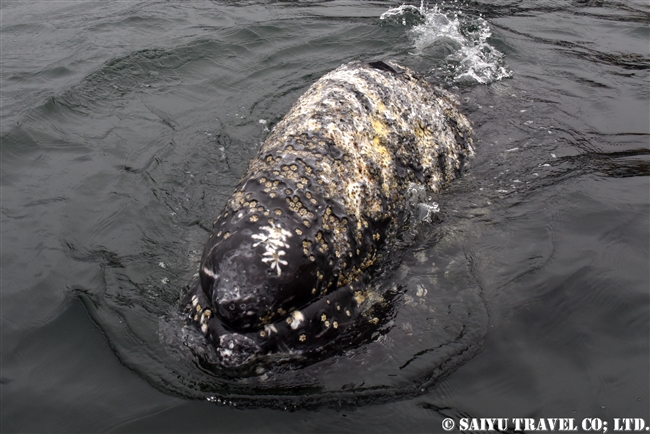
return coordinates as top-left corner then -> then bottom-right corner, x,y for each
183,60 -> 473,368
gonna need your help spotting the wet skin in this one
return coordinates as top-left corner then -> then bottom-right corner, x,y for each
183,60 -> 473,368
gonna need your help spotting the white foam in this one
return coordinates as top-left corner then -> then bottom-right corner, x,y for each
380,1 -> 512,84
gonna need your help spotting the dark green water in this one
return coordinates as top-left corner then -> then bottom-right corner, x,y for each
1,1 -> 648,432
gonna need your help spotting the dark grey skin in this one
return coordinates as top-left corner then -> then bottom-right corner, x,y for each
183,61 -> 473,368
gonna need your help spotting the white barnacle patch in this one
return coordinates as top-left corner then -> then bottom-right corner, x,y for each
202,266 -> 219,279
290,310 -> 305,330
253,222 -> 293,276
252,222 -> 292,250
200,309 -> 212,324
264,324 -> 278,336
261,249 -> 288,276
197,310 -> 210,334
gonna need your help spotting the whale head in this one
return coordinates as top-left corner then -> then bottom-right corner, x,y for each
199,216 -> 320,333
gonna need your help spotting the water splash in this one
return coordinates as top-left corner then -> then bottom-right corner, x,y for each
380,1 -> 512,84
379,3 -> 427,27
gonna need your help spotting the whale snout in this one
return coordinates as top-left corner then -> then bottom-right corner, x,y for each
216,295 -> 264,330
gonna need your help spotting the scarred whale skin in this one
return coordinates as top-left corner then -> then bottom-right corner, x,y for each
183,60 -> 473,368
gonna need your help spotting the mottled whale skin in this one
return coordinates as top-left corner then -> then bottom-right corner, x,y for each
183,60 -> 473,368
